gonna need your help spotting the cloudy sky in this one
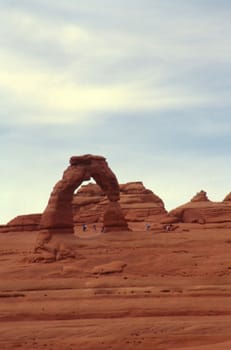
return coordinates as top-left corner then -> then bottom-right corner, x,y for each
1,0 -> 231,224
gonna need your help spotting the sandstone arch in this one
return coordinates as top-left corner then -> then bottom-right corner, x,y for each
39,154 -> 128,234
33,155 -> 129,261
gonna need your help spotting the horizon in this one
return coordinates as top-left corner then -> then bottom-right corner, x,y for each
1,171 -> 230,225
1,1 -> 231,224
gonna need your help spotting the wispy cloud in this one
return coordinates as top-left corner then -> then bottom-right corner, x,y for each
1,2 -> 230,125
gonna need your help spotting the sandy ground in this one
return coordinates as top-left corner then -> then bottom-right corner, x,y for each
0,225 -> 231,349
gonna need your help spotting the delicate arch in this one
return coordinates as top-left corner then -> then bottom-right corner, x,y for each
39,155 -> 128,233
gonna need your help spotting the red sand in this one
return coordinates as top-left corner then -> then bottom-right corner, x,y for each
0,225 -> 231,349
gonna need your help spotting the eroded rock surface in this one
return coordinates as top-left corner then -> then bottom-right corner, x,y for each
73,181 -> 167,228
39,154 -> 127,234
223,192 -> 231,202
34,154 -> 129,260
164,190 -> 231,225
91,261 -> 127,275
0,214 -> 41,233
1,182 -> 166,234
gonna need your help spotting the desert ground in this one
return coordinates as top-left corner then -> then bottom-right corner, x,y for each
1,224 -> 231,349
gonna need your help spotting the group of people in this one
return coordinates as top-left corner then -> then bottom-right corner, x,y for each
145,223 -> 176,232
82,223 -> 105,232
81,222 -> 176,233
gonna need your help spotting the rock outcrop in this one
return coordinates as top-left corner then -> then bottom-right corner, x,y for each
0,182 -> 166,234
34,154 -> 129,261
223,192 -> 231,202
73,181 -> 167,228
165,190 -> 231,224
190,190 -> 210,202
0,214 -> 41,233
119,182 -> 167,224
39,154 -> 128,234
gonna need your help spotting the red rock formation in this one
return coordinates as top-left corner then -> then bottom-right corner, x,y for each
119,182 -> 166,224
0,214 -> 41,233
104,202 -> 129,232
223,192 -> 231,201
34,154 -> 129,261
39,154 -> 128,234
0,182 -> 166,234
190,190 -> 210,202
73,183 -> 105,226
73,181 -> 167,228
165,190 -> 231,224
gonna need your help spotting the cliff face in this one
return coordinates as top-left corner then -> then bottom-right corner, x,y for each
166,190 -> 231,224
73,181 -> 167,227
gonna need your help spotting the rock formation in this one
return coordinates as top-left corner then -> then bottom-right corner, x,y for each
39,154 -> 128,234
34,154 -> 129,261
119,182 -> 166,224
223,192 -> 231,202
73,181 -> 167,228
0,214 -> 41,233
190,190 -> 210,202
0,182 -> 166,234
165,190 -> 231,225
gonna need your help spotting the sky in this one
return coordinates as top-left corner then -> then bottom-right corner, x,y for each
1,0 -> 231,224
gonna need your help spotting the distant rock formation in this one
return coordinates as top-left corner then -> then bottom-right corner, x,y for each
0,214 -> 41,233
164,190 -> 231,224
190,190 -> 210,202
119,182 -> 166,223
223,192 -> 231,201
73,181 -> 167,228
2,181 -> 231,235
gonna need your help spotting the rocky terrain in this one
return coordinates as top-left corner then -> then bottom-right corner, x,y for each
1,154 -> 231,349
1,224 -> 231,349
166,190 -> 231,226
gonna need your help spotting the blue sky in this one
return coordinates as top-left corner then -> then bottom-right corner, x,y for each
1,0 -> 231,223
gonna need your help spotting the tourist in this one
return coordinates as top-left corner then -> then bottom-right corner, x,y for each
165,224 -> 174,232
82,223 -> 87,232
146,223 -> 150,231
